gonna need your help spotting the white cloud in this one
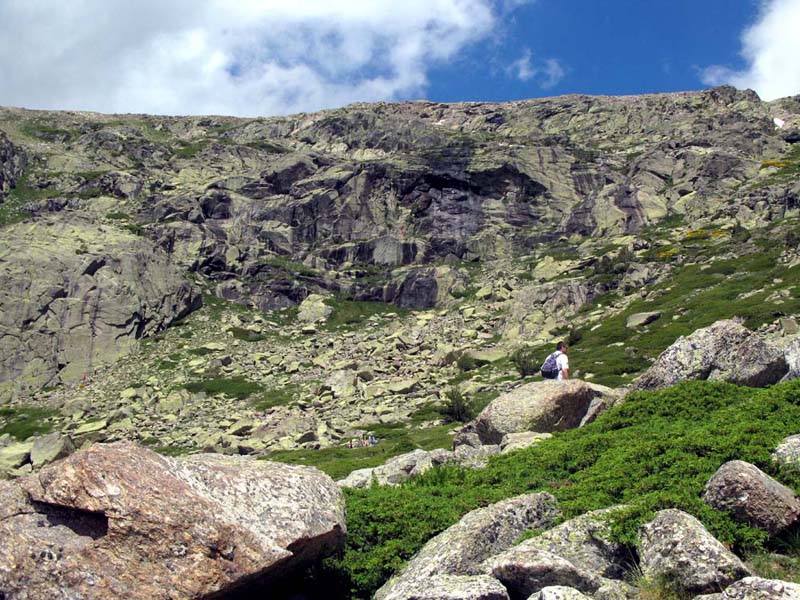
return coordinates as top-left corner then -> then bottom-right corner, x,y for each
701,0 -> 800,100
0,0 -> 533,116
507,48 -> 565,88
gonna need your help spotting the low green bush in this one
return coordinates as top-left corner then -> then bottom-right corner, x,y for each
512,345 -> 542,377
318,380 -> 800,599
439,388 -> 473,423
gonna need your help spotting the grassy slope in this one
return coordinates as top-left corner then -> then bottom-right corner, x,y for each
319,380 -> 800,599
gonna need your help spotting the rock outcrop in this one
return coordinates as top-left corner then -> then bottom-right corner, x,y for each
773,434 -> 800,471
631,320 -> 789,391
0,217 -> 200,401
0,131 -> 24,198
0,441 -> 346,600
474,380 -> 622,445
702,460 -> 800,535
375,493 -> 559,600
638,509 -> 750,596
338,445 -> 501,489
695,577 -> 800,599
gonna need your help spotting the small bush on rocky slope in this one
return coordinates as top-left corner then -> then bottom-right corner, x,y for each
322,380 -> 800,598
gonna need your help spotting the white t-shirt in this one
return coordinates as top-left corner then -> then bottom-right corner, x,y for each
556,352 -> 569,380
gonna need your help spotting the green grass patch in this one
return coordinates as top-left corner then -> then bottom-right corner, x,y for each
570,247 -> 800,386
258,256 -> 320,278
0,406 -> 58,441
1,171 -> 58,226
231,327 -> 267,342
267,422 -> 455,481
324,380 -> 800,598
183,377 -> 263,399
323,298 -> 408,331
141,438 -> 194,456
253,383 -> 303,411
18,120 -> 79,143
186,347 -> 215,356
172,139 -> 211,159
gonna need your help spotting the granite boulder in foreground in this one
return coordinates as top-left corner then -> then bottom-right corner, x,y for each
474,380 -> 622,445
631,319 -> 788,391
0,441 -> 346,600
375,492 -> 559,600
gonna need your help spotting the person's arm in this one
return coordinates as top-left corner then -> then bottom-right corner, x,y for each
559,354 -> 569,380
561,366 -> 569,380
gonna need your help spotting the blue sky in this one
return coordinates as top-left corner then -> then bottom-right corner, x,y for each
428,0 -> 760,102
0,0 -> 797,116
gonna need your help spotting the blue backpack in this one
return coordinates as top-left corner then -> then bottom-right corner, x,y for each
540,351 -> 561,379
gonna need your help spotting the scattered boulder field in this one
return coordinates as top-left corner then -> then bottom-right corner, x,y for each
1,86 -> 800,598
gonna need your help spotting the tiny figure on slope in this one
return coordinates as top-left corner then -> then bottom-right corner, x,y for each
540,341 -> 569,381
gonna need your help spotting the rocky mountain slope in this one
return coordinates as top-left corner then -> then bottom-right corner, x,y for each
1,85 -> 800,460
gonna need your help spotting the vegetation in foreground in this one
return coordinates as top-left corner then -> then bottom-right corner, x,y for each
306,380 -> 800,599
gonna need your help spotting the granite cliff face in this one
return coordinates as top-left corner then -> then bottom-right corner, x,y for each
0,86 -> 799,448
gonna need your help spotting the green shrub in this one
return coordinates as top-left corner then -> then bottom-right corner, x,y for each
512,345 -> 541,377
456,353 -> 478,373
320,380 -> 800,599
439,388 -> 473,423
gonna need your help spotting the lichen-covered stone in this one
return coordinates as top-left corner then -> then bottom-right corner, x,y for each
693,577 -> 800,599
475,380 -> 622,444
639,509 -> 750,595
520,507 -> 631,580
483,546 -> 600,598
702,460 -> 800,535
528,587 -> 591,600
388,574 -> 511,600
375,493 -> 559,600
30,432 -> 75,467
632,320 -> 788,391
773,434 -> 800,471
0,441 -> 346,600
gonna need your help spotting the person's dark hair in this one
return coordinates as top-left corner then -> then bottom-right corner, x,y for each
556,341 -> 567,351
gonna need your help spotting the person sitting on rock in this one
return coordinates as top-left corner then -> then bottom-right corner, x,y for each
541,341 -> 569,380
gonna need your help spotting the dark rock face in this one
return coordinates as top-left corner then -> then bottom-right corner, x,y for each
0,441 -> 346,600
702,460 -> 800,535
0,131 -> 25,198
631,319 -> 789,391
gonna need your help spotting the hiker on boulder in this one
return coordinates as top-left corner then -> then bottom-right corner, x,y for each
541,342 -> 569,380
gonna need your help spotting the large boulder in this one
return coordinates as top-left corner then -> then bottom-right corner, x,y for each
474,380 -> 622,444
375,493 -> 560,600
773,434 -> 800,471
384,575 -> 511,600
0,441 -> 346,600
529,587 -> 590,600
702,460 -> 800,535
482,546 -> 600,598
631,320 -> 788,391
638,509 -> 750,596
297,293 -> 332,323
693,576 -> 800,599
0,217 -> 200,401
519,508 -> 631,580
